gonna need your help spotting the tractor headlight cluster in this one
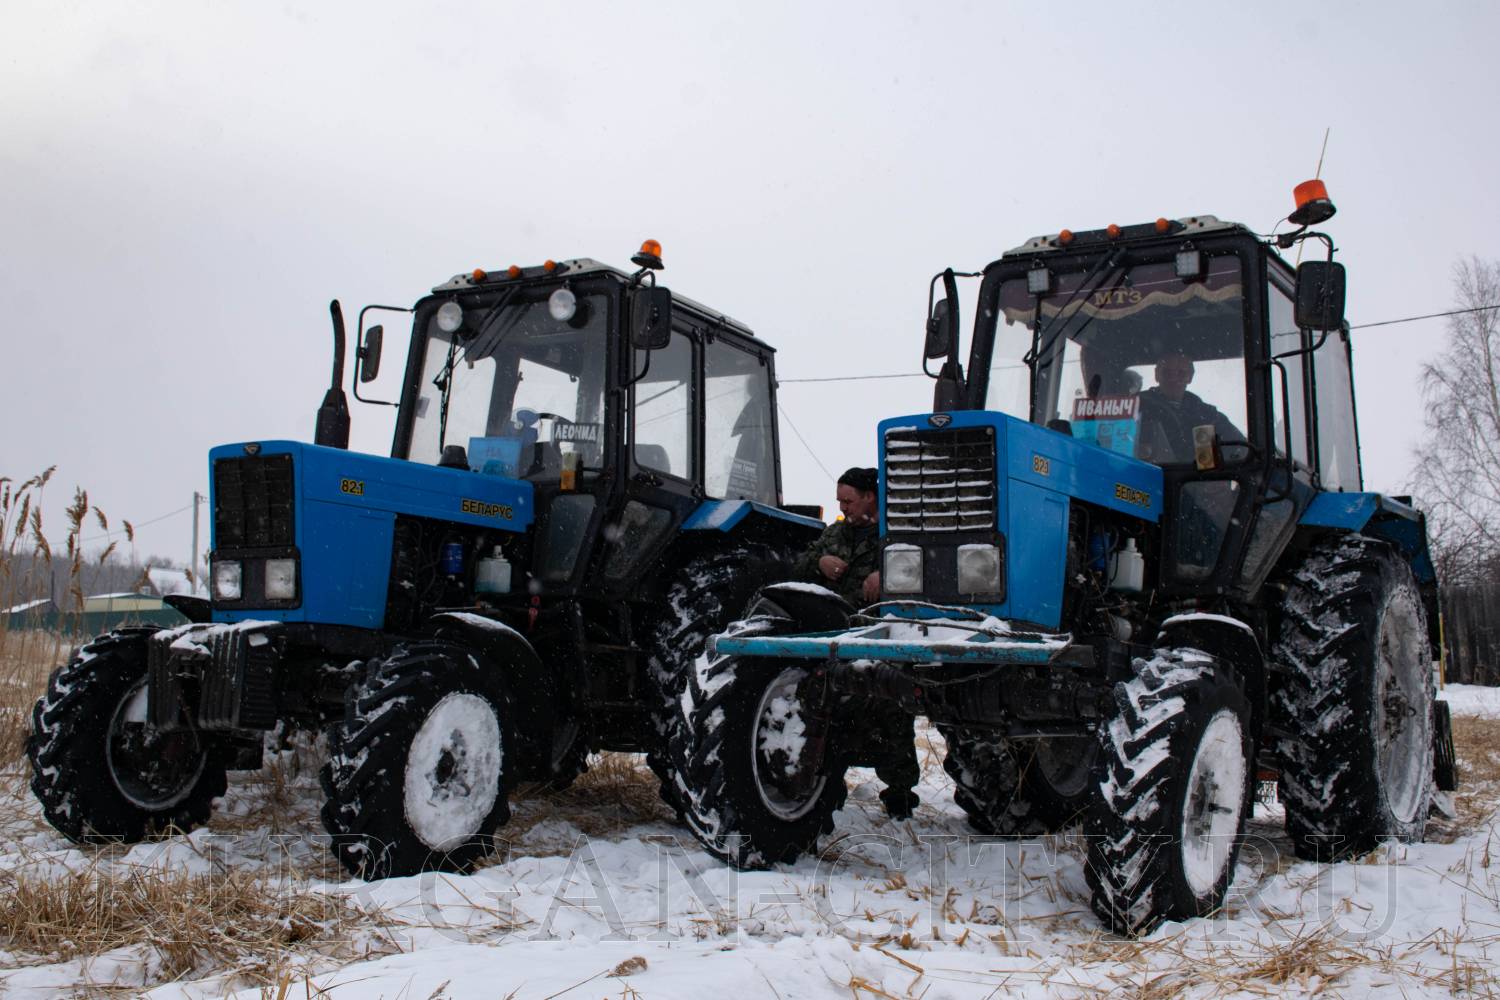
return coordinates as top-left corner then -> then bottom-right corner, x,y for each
957,543 -> 1003,594
883,545 -> 923,594
212,560 -> 243,601
265,559 -> 298,600
211,556 -> 300,604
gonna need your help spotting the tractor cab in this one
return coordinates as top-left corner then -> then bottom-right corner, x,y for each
952,214 -> 1357,599
356,245 -> 796,605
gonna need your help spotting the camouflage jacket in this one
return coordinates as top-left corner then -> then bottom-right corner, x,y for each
792,518 -> 880,606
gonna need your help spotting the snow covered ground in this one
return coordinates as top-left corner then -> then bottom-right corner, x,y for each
0,689 -> 1497,998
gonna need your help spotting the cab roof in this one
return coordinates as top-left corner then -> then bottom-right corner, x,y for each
432,258 -> 771,353
1001,215 -> 1251,258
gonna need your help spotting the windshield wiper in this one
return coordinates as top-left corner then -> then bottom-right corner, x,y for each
431,286 -> 524,453
1024,248 -> 1128,368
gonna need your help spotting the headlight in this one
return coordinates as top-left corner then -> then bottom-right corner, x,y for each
265,558 -> 298,600
436,301 -> 464,333
957,543 -> 1002,594
212,560 -> 242,601
548,287 -> 577,321
883,545 -> 923,594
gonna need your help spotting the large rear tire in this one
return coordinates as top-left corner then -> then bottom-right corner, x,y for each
320,641 -> 510,879
28,629 -> 228,843
1271,535 -> 1434,860
1086,647 -> 1251,936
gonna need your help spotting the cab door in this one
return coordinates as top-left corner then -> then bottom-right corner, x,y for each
593,316 -> 703,590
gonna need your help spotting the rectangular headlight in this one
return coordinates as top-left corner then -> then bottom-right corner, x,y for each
883,544 -> 923,594
265,558 -> 298,600
957,543 -> 1002,594
212,560 -> 242,601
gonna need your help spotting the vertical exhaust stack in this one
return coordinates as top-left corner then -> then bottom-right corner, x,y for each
315,299 -> 352,449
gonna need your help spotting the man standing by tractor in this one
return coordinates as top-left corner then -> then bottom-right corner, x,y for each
792,466 -> 920,819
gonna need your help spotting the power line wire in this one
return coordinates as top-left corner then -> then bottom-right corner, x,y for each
80,502 -> 194,544
778,303 -> 1500,388
776,403 -> 836,483
1348,303 -> 1499,331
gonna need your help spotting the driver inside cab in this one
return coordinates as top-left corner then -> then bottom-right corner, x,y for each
1135,351 -> 1244,465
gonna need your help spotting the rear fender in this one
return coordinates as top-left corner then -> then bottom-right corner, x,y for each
427,611 -> 558,781
1296,492 -> 1440,658
682,500 -> 824,550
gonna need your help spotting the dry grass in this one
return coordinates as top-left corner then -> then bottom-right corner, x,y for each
0,631 -> 63,767
0,859 -> 390,993
497,752 -> 678,856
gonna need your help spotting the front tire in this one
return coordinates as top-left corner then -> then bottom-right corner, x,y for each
321,641 -> 510,879
941,729 -> 1097,836
1271,535 -> 1435,860
1086,648 -> 1251,936
674,641 -> 849,869
645,542 -> 794,814
28,629 -> 228,843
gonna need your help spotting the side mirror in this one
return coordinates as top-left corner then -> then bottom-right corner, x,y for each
924,299 -> 953,358
358,325 -> 383,383
630,287 -> 673,350
1294,261 -> 1347,331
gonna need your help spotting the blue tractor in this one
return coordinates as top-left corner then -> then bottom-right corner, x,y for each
28,242 -> 822,878
668,185 -> 1458,934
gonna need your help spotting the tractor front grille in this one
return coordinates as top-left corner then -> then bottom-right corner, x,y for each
214,454 -> 295,548
884,426 -> 997,533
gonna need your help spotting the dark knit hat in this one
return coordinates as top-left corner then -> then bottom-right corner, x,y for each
837,467 -> 878,493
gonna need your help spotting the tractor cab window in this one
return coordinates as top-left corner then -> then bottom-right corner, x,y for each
704,339 -> 777,503
998,256 -> 1248,467
1267,278 -> 1312,473
1312,326 -> 1362,491
407,289 -> 610,480
633,329 -> 695,483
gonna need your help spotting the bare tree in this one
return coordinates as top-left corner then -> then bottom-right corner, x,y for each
1411,256 -> 1500,584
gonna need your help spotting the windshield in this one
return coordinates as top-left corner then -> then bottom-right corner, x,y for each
405,287 -> 611,478
990,255 -> 1248,466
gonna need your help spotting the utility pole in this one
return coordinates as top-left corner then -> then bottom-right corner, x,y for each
190,491 -> 204,591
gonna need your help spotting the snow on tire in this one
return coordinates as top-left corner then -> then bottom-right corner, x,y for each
1271,534 -> 1434,861
320,641 -> 509,880
672,618 -> 848,869
28,628 -> 228,844
1085,647 -> 1251,937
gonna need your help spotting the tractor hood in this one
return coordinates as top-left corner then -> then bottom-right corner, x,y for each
207,440 -> 534,627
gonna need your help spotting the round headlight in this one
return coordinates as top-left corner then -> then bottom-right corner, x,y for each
548,287 -> 578,322
436,301 -> 464,333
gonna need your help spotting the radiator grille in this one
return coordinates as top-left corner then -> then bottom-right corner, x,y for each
884,426 -> 997,533
214,455 -> 294,548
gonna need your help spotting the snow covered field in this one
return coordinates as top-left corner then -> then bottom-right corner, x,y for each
0,688 -> 1497,998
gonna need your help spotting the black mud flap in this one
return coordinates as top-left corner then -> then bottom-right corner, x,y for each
1434,699 -> 1458,792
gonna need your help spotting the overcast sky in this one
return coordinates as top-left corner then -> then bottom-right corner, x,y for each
4,1 -> 1497,570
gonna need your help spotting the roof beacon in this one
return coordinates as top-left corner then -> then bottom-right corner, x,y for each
1288,179 -> 1336,227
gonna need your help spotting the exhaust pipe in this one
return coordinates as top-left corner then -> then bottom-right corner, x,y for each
314,300 -> 352,449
